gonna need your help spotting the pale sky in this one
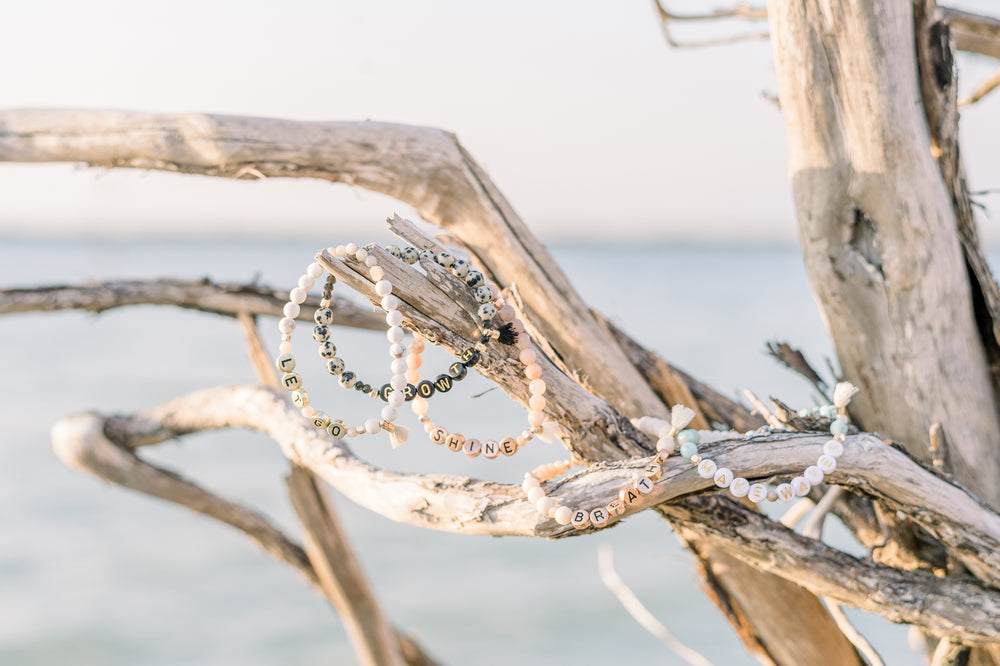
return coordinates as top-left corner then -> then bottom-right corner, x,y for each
1,1 -> 998,242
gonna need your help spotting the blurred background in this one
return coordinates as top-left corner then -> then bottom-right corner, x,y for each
1,1 -> 998,664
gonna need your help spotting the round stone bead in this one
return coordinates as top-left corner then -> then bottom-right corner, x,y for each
327,419 -> 347,439
554,506 -> 573,525
326,357 -> 345,375
374,280 -> 393,297
278,318 -> 296,334
820,404 -> 837,419
436,252 -> 455,268
283,302 -> 300,319
571,510 -> 590,530
747,483 -> 769,503
385,245 -> 402,259
791,476 -> 811,496
677,429 -> 701,445
522,476 -> 540,492
291,390 -> 310,409
775,483 -> 795,502
697,459 -> 717,479
729,477 -> 750,498
713,468 -> 733,488
830,418 -> 849,437
817,454 -> 837,474
319,341 -> 337,359
386,310 -> 403,327
656,436 -> 676,455
536,497 -> 556,515
418,249 -> 435,262
339,371 -> 357,389
478,303 -> 497,320
804,465 -> 825,485
401,247 -> 419,264
275,353 -> 295,373
465,270 -> 485,288
314,308 -> 334,326
473,285 -> 493,304
451,259 -> 470,278
679,441 -> 699,459
310,411 -> 331,429
381,406 -> 398,422
526,487 -> 545,503
364,418 -> 381,434
823,439 -> 844,458
312,325 -> 330,343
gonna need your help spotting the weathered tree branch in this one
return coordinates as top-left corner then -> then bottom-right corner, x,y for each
0,278 -> 382,330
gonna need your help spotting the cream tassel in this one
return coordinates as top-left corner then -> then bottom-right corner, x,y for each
833,382 -> 859,411
536,420 -> 560,443
670,404 -> 696,435
383,422 -> 410,448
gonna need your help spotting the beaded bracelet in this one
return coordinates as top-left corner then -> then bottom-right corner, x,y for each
274,250 -> 410,446
524,383 -> 859,530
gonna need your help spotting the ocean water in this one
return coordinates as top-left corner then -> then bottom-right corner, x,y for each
0,237 -> 922,664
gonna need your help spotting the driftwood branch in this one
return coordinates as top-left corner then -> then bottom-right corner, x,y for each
0,278 -> 382,330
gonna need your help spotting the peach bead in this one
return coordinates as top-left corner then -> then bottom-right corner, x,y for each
554,507 -> 572,525
516,335 -> 531,350
499,305 -> 516,322
409,338 -> 424,353
527,487 -> 545,503
529,379 -> 546,395
529,395 -> 546,411
519,349 -> 537,365
524,363 -> 543,380
407,355 -> 422,369
279,341 -> 293,354
528,411 -> 545,427
510,318 -> 525,333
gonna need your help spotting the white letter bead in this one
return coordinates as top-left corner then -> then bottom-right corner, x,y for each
823,439 -> 844,458
571,510 -> 590,530
804,466 -> 824,485
311,412 -> 330,429
747,483 -> 769,503
729,477 -> 750,498
635,476 -> 654,494
554,506 -> 573,525
463,438 -> 482,457
775,483 -> 795,502
817,454 -> 837,474
696,459 -> 717,479
281,373 -> 301,391
791,476 -> 811,496
713,468 -> 733,488
291,390 -> 310,408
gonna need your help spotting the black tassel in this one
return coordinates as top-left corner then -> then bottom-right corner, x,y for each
497,322 -> 518,345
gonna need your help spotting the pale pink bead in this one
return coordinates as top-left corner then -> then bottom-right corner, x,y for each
370,266 -> 385,281
334,245 -> 347,257
345,242 -> 358,254
510,319 -> 525,333
522,477 -> 540,492
529,379 -> 547,395
283,302 -> 301,319
423,422 -> 435,433
527,487 -> 545,503
278,341 -> 293,354
554,506 -> 572,525
516,335 -> 531,350
411,397 -> 429,416
529,395 -> 546,411
347,427 -> 359,437
306,262 -> 324,278
489,284 -> 500,299
300,406 -> 316,418
289,287 -> 307,304
524,363 -> 543,380
407,355 -> 422,369
409,338 -> 424,353
536,497 -> 556,515
519,349 -> 537,365
499,305 -> 516,322
528,411 -> 545,427
405,370 -> 420,384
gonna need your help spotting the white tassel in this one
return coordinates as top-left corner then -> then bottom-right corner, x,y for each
833,382 -> 859,410
386,423 -> 410,448
631,416 -> 672,438
670,404 -> 696,434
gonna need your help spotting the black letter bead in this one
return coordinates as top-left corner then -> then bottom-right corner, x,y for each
433,375 -> 453,393
403,384 -> 417,401
447,362 -> 467,380
461,349 -> 480,367
379,384 -> 392,401
417,380 -> 435,398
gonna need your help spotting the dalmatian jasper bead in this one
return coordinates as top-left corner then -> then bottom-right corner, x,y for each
318,340 -> 337,359
339,371 -> 357,389
451,259 -> 469,278
478,303 -> 497,320
326,357 -> 345,375
465,271 -> 485,288
314,308 -> 334,326
418,249 -> 435,262
473,285 -> 493,304
313,325 -> 330,343
435,251 -> 455,268
385,245 -> 402,259
401,247 -> 419,264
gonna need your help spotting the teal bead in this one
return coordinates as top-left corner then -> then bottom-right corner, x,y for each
680,441 -> 699,459
677,429 -> 701,445
830,419 -> 849,436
